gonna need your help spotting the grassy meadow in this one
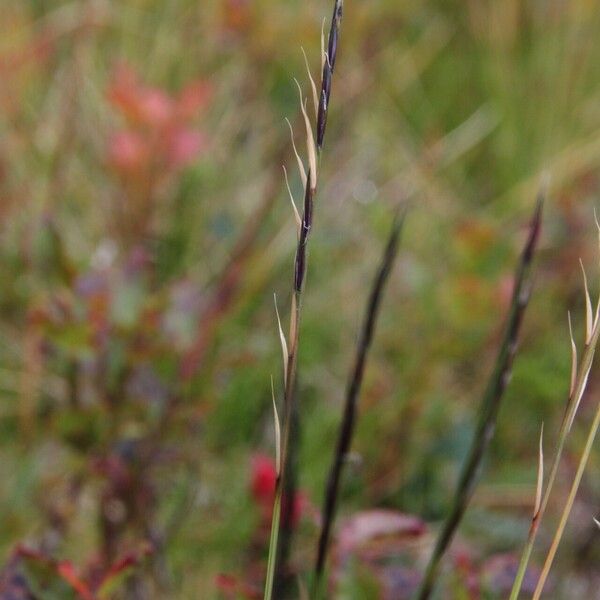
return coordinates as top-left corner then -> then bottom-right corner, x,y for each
1,0 -> 600,598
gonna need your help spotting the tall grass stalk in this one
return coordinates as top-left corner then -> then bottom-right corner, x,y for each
533,402 -> 600,597
263,2 -> 343,598
313,212 -> 405,595
415,196 -> 543,600
509,220 -> 600,600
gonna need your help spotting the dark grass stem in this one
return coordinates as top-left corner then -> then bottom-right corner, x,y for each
264,2 -> 343,599
313,213 -> 405,595
415,196 -> 543,600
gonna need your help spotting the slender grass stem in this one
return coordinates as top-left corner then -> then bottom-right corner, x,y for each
532,401 -> 600,598
263,2 -> 343,598
509,223 -> 600,599
264,485 -> 283,600
415,196 -> 543,600
313,212 -> 405,596
508,424 -> 565,599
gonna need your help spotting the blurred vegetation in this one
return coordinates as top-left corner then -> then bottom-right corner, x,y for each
1,0 -> 600,598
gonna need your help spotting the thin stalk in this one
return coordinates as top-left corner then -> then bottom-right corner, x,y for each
533,400 -> 600,598
313,212 -> 405,595
264,484 -> 283,600
265,178 -> 311,600
264,2 -> 343,599
415,196 -> 543,600
509,239 -> 600,599
509,395 -> 588,598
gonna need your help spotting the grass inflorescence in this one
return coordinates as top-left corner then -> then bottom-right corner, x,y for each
264,2 -> 343,598
416,195 -> 543,600
313,211 -> 405,595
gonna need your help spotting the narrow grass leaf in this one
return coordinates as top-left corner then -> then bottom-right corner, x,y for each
274,294 -> 289,385
580,259 -> 593,344
534,423 -> 544,520
289,294 -> 298,352
510,219 -> 600,600
314,212 -> 405,591
301,47 -> 319,118
533,397 -> 600,599
416,196 -> 543,600
271,376 -> 281,476
283,166 -> 302,233
285,117 -> 307,189
568,312 -> 577,399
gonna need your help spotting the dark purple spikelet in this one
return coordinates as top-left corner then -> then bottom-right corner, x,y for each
317,0 -> 343,149
314,213 -> 404,588
294,170 -> 314,292
327,0 -> 343,72
271,3 -> 344,595
414,195 -> 544,600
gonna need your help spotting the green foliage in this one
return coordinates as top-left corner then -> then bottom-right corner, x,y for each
1,0 -> 600,597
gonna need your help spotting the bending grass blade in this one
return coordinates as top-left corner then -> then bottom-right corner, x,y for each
510,220 -> 600,600
528,237 -> 600,599
534,424 -> 544,523
533,402 -> 600,598
264,377 -> 283,600
415,195 -> 543,600
313,212 -> 406,596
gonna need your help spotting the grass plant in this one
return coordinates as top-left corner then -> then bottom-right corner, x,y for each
313,212 -> 405,595
510,216 -> 600,599
416,195 -> 543,600
263,2 -> 344,598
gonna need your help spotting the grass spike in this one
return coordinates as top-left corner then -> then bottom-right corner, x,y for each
510,217 -> 600,600
313,213 -> 405,593
416,195 -> 543,600
264,2 -> 343,595
320,18 -> 326,73
294,79 -> 318,190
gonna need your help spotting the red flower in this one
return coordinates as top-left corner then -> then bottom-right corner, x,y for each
166,128 -> 206,168
177,81 -> 212,119
107,64 -> 173,126
108,131 -> 147,172
250,454 -> 277,504
105,62 -> 211,179
249,454 -> 306,527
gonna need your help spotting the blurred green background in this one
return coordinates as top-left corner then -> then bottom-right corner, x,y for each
1,0 -> 600,598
